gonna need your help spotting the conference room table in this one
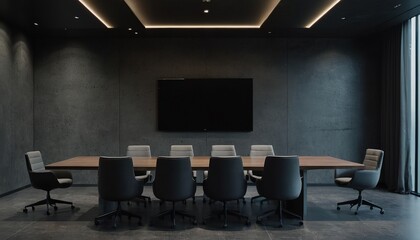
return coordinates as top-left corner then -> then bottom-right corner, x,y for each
46,155 -> 364,219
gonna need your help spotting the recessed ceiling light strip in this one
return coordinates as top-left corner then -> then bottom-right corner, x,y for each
79,0 -> 113,28
258,0 -> 281,26
145,25 -> 260,29
305,0 -> 340,28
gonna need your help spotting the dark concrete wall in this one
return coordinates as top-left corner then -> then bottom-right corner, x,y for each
34,37 -> 380,184
0,22 -> 33,195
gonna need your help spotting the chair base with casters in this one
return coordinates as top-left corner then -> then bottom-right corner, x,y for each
23,190 -> 75,215
130,195 -> 152,207
203,200 -> 251,228
154,201 -> 197,228
337,189 -> 384,215
138,195 -> 152,204
256,200 -> 303,227
95,201 -> 142,229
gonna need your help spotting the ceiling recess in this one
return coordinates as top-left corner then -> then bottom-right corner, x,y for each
124,0 -> 281,29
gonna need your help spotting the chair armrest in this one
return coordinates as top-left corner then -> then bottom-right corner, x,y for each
135,171 -> 154,183
135,175 -> 149,181
51,170 -> 73,179
248,170 -> 262,181
350,170 -> 380,189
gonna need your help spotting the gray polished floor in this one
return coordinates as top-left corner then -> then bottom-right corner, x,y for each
0,185 -> 418,240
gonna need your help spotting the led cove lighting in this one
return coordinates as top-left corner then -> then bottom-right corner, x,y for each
145,25 -> 260,29
79,0 -> 113,28
258,0 -> 280,27
305,0 -> 340,28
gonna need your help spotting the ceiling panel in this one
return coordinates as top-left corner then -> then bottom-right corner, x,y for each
124,0 -> 280,28
1,0 -> 419,37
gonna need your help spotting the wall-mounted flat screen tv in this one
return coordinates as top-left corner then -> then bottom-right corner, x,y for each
158,78 -> 253,132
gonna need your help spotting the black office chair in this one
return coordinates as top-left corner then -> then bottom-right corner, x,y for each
153,156 -> 197,228
94,156 -> 143,228
335,149 -> 385,215
205,145 -> 246,205
203,156 -> 250,228
23,151 -> 75,215
126,145 -> 153,206
169,145 -> 197,203
256,156 -> 303,227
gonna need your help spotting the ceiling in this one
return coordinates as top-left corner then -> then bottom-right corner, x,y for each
1,0 -> 420,37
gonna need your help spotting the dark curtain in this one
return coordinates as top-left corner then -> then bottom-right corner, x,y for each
380,24 -> 412,193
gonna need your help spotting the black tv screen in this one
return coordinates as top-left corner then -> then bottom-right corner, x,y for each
158,78 -> 253,132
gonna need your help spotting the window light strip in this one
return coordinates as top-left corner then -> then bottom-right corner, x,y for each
305,0 -> 340,28
79,0 -> 113,28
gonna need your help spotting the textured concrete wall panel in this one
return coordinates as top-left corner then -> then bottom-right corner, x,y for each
34,37 -> 380,184
0,22 -> 33,194
34,39 -> 119,184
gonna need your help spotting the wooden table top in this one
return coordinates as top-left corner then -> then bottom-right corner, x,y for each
46,156 -> 364,171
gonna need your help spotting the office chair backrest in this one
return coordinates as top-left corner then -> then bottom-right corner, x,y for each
126,145 -> 151,157
250,145 -> 275,156
170,145 -> 194,157
363,149 -> 384,170
355,149 -> 384,189
127,145 -> 151,176
25,151 -> 45,172
249,145 -> 275,177
211,145 -> 236,157
98,156 -> 141,201
25,151 -> 53,190
205,156 -> 247,201
261,156 -> 301,200
153,157 -> 195,201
